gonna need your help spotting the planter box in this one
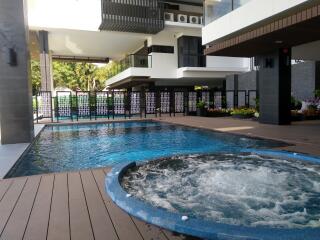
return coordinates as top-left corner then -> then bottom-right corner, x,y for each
196,108 -> 207,117
231,114 -> 254,119
207,112 -> 230,118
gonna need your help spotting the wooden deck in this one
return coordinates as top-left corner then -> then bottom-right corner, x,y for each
0,168 -> 197,240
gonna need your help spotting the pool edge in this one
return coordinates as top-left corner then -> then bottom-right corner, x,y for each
105,151 -> 320,240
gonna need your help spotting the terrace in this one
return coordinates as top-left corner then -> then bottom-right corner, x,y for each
1,0 -> 320,239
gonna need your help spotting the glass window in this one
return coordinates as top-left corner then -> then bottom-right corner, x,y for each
233,0 -> 251,10
205,0 -> 232,24
204,0 -> 251,25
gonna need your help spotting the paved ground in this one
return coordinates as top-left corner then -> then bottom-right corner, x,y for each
158,117 -> 320,156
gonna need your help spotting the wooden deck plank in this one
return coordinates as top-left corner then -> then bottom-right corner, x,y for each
0,179 -> 13,202
23,174 -> 54,240
80,170 -> 119,240
0,178 -> 27,235
47,173 -> 70,240
68,172 -> 94,240
92,169 -> 143,240
131,217 -> 169,240
0,175 -> 41,240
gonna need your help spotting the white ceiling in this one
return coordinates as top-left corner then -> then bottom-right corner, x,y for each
32,27 -> 148,60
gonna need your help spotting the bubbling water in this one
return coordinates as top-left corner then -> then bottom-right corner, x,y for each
121,153 -> 320,229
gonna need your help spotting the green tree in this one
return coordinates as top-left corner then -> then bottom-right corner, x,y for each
30,60 -> 41,94
31,60 -> 110,92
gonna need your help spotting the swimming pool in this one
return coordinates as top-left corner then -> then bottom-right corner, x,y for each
7,121 -> 286,177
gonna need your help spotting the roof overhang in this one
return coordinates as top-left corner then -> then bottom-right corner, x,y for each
205,2 -> 320,57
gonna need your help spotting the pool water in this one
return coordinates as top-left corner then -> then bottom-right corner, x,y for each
8,121 -> 286,177
121,153 -> 320,229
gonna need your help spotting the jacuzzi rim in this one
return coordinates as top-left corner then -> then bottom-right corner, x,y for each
105,150 -> 320,240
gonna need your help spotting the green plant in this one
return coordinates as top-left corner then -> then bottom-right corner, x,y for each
231,108 -> 256,118
315,89 -> 320,98
196,101 -> 206,109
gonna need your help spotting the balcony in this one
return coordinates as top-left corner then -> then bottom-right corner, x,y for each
178,54 -> 206,68
100,0 -> 164,34
107,54 -> 152,80
164,10 -> 203,26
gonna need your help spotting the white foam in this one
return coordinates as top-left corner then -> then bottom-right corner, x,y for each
122,153 -> 320,228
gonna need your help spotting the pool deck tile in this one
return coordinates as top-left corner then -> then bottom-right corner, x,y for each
0,168 -> 198,240
158,117 -> 320,156
0,124 -> 45,179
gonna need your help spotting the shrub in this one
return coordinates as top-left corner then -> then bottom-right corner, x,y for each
231,108 -> 256,118
196,101 -> 206,109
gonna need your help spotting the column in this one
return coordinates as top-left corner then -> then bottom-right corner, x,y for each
258,48 -> 292,125
0,0 -> 34,144
39,30 -> 54,92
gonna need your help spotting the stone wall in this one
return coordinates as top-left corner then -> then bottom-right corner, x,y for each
0,0 -> 34,144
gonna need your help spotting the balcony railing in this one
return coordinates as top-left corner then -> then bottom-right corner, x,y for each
100,0 -> 164,34
204,0 -> 251,25
178,54 -> 206,68
107,54 -> 152,79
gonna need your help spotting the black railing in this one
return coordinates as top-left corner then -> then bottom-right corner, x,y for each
34,90 -> 257,123
100,0 -> 164,34
107,54 -> 152,79
178,54 -> 206,68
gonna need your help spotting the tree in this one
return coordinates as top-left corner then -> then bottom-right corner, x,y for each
31,60 -> 111,92
30,60 -> 41,94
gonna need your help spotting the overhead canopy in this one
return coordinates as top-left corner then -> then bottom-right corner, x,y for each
205,1 -> 320,57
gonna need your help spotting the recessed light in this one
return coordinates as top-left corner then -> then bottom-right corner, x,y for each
275,40 -> 283,44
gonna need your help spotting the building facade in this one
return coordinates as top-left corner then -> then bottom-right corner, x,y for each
203,0 -> 320,124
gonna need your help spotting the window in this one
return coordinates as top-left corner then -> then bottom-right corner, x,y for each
204,0 -> 251,25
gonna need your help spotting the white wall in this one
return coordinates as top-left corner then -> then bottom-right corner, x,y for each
202,0 -> 309,45
206,56 -> 250,69
28,0 -> 101,31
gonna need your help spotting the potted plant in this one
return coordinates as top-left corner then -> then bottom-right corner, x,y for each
196,101 -> 207,117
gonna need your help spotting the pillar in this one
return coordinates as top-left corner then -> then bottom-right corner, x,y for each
258,48 -> 292,125
39,30 -> 53,92
0,0 -> 34,144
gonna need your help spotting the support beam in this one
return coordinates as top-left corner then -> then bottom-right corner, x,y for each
39,31 -> 53,92
258,48 -> 292,125
0,0 -> 34,144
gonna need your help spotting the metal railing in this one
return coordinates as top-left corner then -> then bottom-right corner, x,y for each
107,54 -> 152,79
33,89 -> 257,123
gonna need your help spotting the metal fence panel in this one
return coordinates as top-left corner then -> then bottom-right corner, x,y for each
237,91 -> 247,108
96,91 -> 110,118
113,91 -> 126,117
188,92 -> 197,113
201,91 -> 210,108
174,92 -> 184,113
226,91 -> 235,109
56,91 -> 72,121
214,91 -> 222,109
37,91 -> 53,121
160,91 -> 170,114
145,91 -> 156,115
76,91 -> 91,120
130,91 -> 141,116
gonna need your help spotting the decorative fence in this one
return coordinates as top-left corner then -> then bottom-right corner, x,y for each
34,90 -> 257,123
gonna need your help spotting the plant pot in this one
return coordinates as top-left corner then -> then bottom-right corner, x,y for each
196,108 -> 207,117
